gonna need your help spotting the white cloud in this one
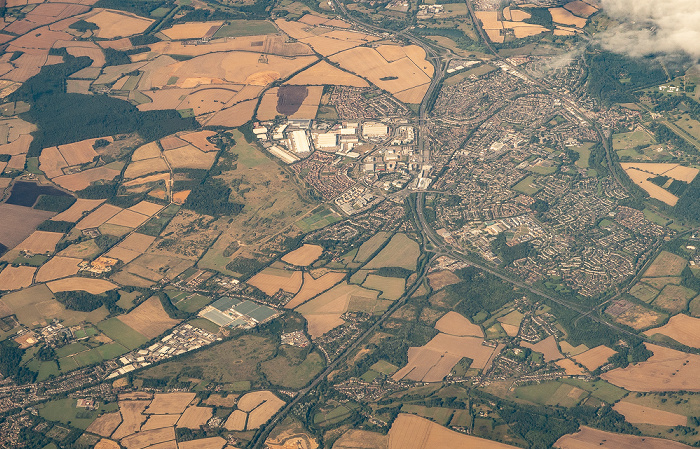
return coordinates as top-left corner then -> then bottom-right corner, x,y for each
597,0 -> 700,59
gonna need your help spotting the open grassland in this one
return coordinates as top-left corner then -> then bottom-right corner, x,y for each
97,317 -> 149,350
554,426 -> 692,448
427,270 -> 460,290
652,284 -> 696,313
388,414 -> 518,449
364,233 -> 419,270
354,232 -> 390,263
630,282 -> 660,303
40,398 -> 119,431
362,274 -> 405,300
645,314 -> 700,348
261,347 -> 324,389
602,344 -> 700,391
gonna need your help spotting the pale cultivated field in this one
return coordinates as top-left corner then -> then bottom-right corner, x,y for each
124,157 -> 169,179
238,391 -> 273,411
434,311 -> 483,337
388,414 -> 518,449
296,283 -> 380,337
160,21 -> 223,40
257,88 -> 279,120
105,247 -> 141,264
275,19 -> 378,56
203,394 -> 238,407
285,271 -> 346,309
330,46 -> 431,99
120,427 -> 175,449
663,165 -> 699,182
140,414 -> 179,431
128,201 -> 162,216
290,85 -> 323,119
178,437 -> 226,449
178,88 -> 237,116
522,336 -> 564,362
622,167 -> 680,205
35,256 -> 81,282
613,401 -> 687,427
510,9 -> 531,21
393,333 -> 497,382
645,314 -> 700,348
164,145 -> 217,170
112,400 -> 149,440
549,7 -> 588,27
159,136 -> 187,151
512,25 -> 548,38
179,130 -> 218,152
363,274 -> 404,300
0,265 -> 35,290
205,99 -> 256,127
47,277 -> 118,294
118,296 -> 181,339
602,344 -> 700,391
146,392 -> 195,415
224,410 -> 247,431
555,358 -> 585,375
119,392 -> 153,400
53,166 -> 121,191
560,341 -> 589,356
427,271 -> 460,290
57,137 -> 107,166
0,133 -> 33,155
105,210 -> 150,228
563,0 -> 598,17
95,440 -> 121,449
334,430 -> 386,449
16,231 -> 63,254
247,394 -> 285,430
52,198 -> 104,222
248,268 -> 303,296
65,45 -> 105,67
138,89 -> 193,111
88,10 -> 154,39
177,406 -> 212,429
282,244 -> 323,266
286,61 -> 368,87
87,411 -> 122,438
118,233 -> 156,253
645,251 -> 687,277
554,426 -> 692,448
364,233 -> 420,270
475,11 -> 500,28
39,146 -> 68,178
572,345 -> 616,371
131,142 -> 161,161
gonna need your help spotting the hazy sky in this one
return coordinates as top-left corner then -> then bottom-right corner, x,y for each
597,0 -> 700,59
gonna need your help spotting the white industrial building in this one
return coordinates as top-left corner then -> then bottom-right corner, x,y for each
289,130 -> 311,153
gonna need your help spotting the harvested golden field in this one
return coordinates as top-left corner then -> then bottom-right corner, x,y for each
88,10 -> 154,39
622,166 -> 679,205
330,46 -> 432,101
117,233 -> 156,253
237,390 -> 285,430
205,99 -> 257,127
554,426 -> 692,448
0,265 -> 35,290
388,414 -> 519,449
572,345 -> 616,371
39,146 -> 68,178
180,87 -> 238,116
613,401 -> 687,427
393,333 -> 497,382
620,164 -> 699,206
257,88 -> 280,120
555,358 -> 585,375
16,230 -> 63,254
286,61 -> 368,87
602,344 -> 700,391
290,85 -> 323,119
87,411 -> 122,438
112,400 -> 149,440
645,314 -> 700,348
148,51 -> 317,89
131,142 -> 161,161
563,0 -> 598,17
95,440 -> 120,449
296,283 -> 380,337
120,427 -> 175,449
653,284 -> 696,313
160,21 -> 223,40
549,7 -> 588,27
176,406 -> 212,429
475,11 -> 500,28
124,157 -> 169,179
179,130 -> 219,152
51,198 -> 104,222
141,414 -> 179,431
105,247 -> 141,264
285,271 -> 345,309
53,166 -> 121,191
511,25 -> 548,38
0,133 -> 32,156
128,201 -> 162,217
427,270 -> 460,290
35,256 -> 81,282
56,137 -> 107,166
105,209 -> 150,228
163,145 -> 217,170
645,251 -> 687,277
434,311 -> 483,337
248,268 -> 303,296
146,392 -> 196,415
159,136 -> 187,151
47,277 -> 118,294
282,244 -> 323,266
333,430 -> 386,449
521,336 -> 563,362
118,296 -> 181,339
224,410 -> 247,431
275,19 -> 378,56
178,437 -> 226,449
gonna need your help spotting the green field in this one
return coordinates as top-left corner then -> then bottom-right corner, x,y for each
314,403 -> 359,426
173,294 -> 211,313
261,347 -> 325,389
514,381 -> 562,404
401,404 -> 454,426
39,398 -> 119,430
213,20 -> 277,38
612,129 -> 654,150
354,232 -> 390,263
97,317 -> 148,350
188,317 -> 222,333
513,175 -> 540,195
560,378 -> 628,403
364,233 -> 419,270
571,143 -> 593,169
295,207 -> 341,232
370,360 -> 398,375
150,6 -> 171,17
362,274 -> 405,300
